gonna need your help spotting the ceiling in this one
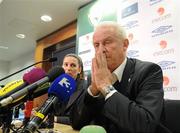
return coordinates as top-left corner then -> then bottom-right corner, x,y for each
0,0 -> 92,62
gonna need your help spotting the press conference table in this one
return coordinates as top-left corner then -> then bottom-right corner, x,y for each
52,123 -> 79,133
9,123 -> 79,133
37,123 -> 79,133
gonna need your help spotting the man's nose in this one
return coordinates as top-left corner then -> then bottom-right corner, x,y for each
99,44 -> 106,53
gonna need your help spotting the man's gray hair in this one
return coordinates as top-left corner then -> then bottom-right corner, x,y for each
94,21 -> 127,40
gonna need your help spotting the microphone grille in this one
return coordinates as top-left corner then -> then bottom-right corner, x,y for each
48,73 -> 76,102
80,125 -> 107,133
47,66 -> 65,81
23,67 -> 46,84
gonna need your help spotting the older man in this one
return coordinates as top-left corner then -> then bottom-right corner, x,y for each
70,21 -> 164,133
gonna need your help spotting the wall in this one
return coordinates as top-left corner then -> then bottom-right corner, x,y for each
0,51 -> 34,89
8,51 -> 35,82
35,21 -> 77,68
0,60 -> 9,86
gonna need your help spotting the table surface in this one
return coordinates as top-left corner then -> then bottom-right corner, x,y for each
8,122 -> 79,133
53,123 -> 79,133
37,123 -> 79,133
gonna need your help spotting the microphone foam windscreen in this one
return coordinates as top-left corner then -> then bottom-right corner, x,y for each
23,67 -> 46,84
24,100 -> 33,117
80,125 -> 107,133
48,74 -> 76,102
47,66 -> 65,82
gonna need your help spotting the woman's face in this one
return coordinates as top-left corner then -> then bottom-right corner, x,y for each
62,56 -> 81,79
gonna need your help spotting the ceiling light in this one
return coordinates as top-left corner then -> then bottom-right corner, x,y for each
0,0 -> 3,4
16,34 -> 26,39
41,15 -> 52,22
0,46 -> 8,49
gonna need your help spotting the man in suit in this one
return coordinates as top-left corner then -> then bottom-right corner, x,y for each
70,21 -> 164,133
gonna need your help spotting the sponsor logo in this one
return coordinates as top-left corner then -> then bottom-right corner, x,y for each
84,60 -> 92,67
163,76 -> 169,86
128,33 -> 134,41
151,25 -> 173,37
79,35 -> 93,45
164,86 -> 177,92
86,35 -> 90,41
59,78 -> 70,88
128,33 -> 139,44
157,61 -> 176,70
152,14 -> 171,23
163,76 -> 177,92
159,40 -> 167,49
153,40 -> 174,56
127,50 -> 139,58
157,7 -> 165,15
152,7 -> 171,23
153,48 -> 174,56
88,4 -> 102,27
149,0 -> 163,6
123,20 -> 139,30
122,3 -> 138,18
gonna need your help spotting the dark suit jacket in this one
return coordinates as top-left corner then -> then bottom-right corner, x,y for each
70,58 -> 164,133
54,78 -> 89,124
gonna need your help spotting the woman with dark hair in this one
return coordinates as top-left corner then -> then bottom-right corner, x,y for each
62,53 -> 84,80
53,53 -> 89,125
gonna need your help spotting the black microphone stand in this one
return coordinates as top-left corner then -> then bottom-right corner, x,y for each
1,107 -> 13,133
0,57 -> 57,82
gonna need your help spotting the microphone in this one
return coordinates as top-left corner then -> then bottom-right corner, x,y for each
30,82 -> 50,99
23,100 -> 33,125
22,73 -> 76,133
23,83 -> 50,126
48,73 -> 76,102
0,66 -> 64,108
4,82 -> 50,109
0,57 -> 57,82
0,68 -> 46,132
0,80 -> 25,100
47,57 -> 57,62
0,67 -> 46,101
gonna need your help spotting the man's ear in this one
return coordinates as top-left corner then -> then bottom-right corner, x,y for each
123,39 -> 129,51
